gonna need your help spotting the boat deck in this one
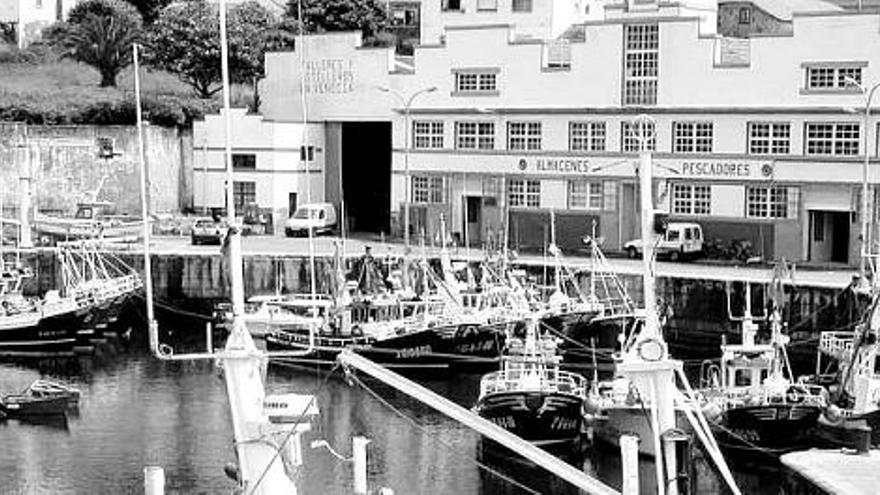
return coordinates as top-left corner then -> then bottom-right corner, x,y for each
781,448 -> 880,495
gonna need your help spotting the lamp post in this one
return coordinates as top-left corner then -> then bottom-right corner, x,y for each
845,76 -> 880,284
378,85 -> 437,249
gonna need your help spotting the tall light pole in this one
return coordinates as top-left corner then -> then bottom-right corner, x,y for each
378,85 -> 437,249
845,76 -> 880,284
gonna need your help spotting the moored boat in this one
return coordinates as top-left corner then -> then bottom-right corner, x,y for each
474,317 -> 588,445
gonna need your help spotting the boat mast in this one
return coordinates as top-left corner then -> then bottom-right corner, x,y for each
133,42 -> 157,350
298,0 -> 319,317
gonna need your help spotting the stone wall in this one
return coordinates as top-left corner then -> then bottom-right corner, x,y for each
717,2 -> 792,38
0,122 -> 191,216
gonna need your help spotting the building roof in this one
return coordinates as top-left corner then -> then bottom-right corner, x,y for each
719,0 -> 843,19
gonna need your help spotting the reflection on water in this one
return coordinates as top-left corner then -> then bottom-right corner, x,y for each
0,344 -> 790,494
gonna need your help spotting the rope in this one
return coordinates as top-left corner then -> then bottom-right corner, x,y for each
246,362 -> 340,495
346,371 -> 542,495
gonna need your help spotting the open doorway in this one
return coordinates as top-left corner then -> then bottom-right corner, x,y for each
808,210 -> 850,263
341,122 -> 391,233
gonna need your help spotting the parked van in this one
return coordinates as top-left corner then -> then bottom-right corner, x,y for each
623,222 -> 703,261
285,203 -> 337,237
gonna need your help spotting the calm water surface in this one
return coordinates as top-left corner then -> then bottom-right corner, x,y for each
0,338 -> 788,494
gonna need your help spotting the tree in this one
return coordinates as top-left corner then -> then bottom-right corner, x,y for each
127,0 -> 172,25
145,1 -> 293,99
285,0 -> 389,41
46,0 -> 142,87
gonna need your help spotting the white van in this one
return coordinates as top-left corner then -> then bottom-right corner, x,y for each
285,203 -> 338,237
623,222 -> 703,261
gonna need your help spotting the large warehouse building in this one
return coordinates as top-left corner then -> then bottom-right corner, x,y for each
193,0 -> 880,264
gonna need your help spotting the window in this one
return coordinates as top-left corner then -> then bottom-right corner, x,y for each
508,179 -> 540,208
569,181 -> 603,209
233,182 -> 256,211
413,121 -> 444,149
673,122 -> 713,153
507,122 -> 542,150
570,122 -> 606,151
442,0 -> 461,11
391,6 -> 418,26
622,121 -> 656,152
747,186 -> 794,219
805,122 -> 860,156
477,0 -> 497,10
748,122 -> 790,155
299,146 -> 314,162
453,69 -> 498,95
805,64 -> 864,91
671,184 -> 710,215
455,121 -> 495,149
35,0 -> 42,8
512,0 -> 532,12
623,24 -> 659,106
738,7 -> 751,24
233,153 -> 256,169
412,176 -> 444,204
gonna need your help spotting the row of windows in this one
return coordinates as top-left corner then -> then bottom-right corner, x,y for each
411,177 -> 605,210
442,0 -> 532,12
671,184 -> 797,219
412,176 -> 796,219
411,120 -> 865,156
230,148 -> 316,169
452,21 -> 862,102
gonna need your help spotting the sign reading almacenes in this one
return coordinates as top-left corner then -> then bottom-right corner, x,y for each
519,157 -> 773,179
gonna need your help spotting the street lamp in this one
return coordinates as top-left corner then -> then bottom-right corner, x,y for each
844,76 -> 880,284
378,85 -> 437,250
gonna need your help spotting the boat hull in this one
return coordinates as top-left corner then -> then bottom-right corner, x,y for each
711,404 -> 822,455
0,395 -> 69,416
475,390 -> 585,445
266,321 -> 506,368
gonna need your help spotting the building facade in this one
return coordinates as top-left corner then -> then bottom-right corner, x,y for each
198,0 -> 880,264
0,0 -> 78,48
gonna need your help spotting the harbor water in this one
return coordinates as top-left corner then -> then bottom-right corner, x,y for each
0,315 -> 792,494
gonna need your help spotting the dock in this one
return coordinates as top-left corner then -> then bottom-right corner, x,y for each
781,449 -> 880,494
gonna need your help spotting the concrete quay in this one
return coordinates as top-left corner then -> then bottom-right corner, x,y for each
782,449 -> 880,495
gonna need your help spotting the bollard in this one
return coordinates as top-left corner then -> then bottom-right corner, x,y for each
205,322 -> 213,353
620,434 -> 639,495
352,436 -> 371,494
143,466 -> 165,495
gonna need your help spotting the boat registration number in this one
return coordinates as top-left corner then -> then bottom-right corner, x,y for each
395,345 -> 432,359
455,339 -> 495,354
490,416 -> 515,429
551,416 -> 578,431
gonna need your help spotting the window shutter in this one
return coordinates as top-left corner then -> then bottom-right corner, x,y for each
603,181 -> 617,211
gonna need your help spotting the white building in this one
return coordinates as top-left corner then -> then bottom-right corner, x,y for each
0,0 -> 77,48
195,0 -> 880,264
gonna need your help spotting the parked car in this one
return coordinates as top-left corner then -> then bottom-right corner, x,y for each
623,222 -> 703,261
285,203 -> 337,237
191,217 -> 227,245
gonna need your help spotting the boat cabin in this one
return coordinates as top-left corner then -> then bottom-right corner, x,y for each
718,343 -> 774,390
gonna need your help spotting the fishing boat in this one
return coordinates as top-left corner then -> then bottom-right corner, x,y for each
474,317 -> 588,446
696,273 -> 826,456
0,242 -> 142,357
809,286 -> 880,450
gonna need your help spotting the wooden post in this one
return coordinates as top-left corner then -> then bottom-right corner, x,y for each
143,466 -> 165,495
353,436 -> 370,494
620,434 -> 639,495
